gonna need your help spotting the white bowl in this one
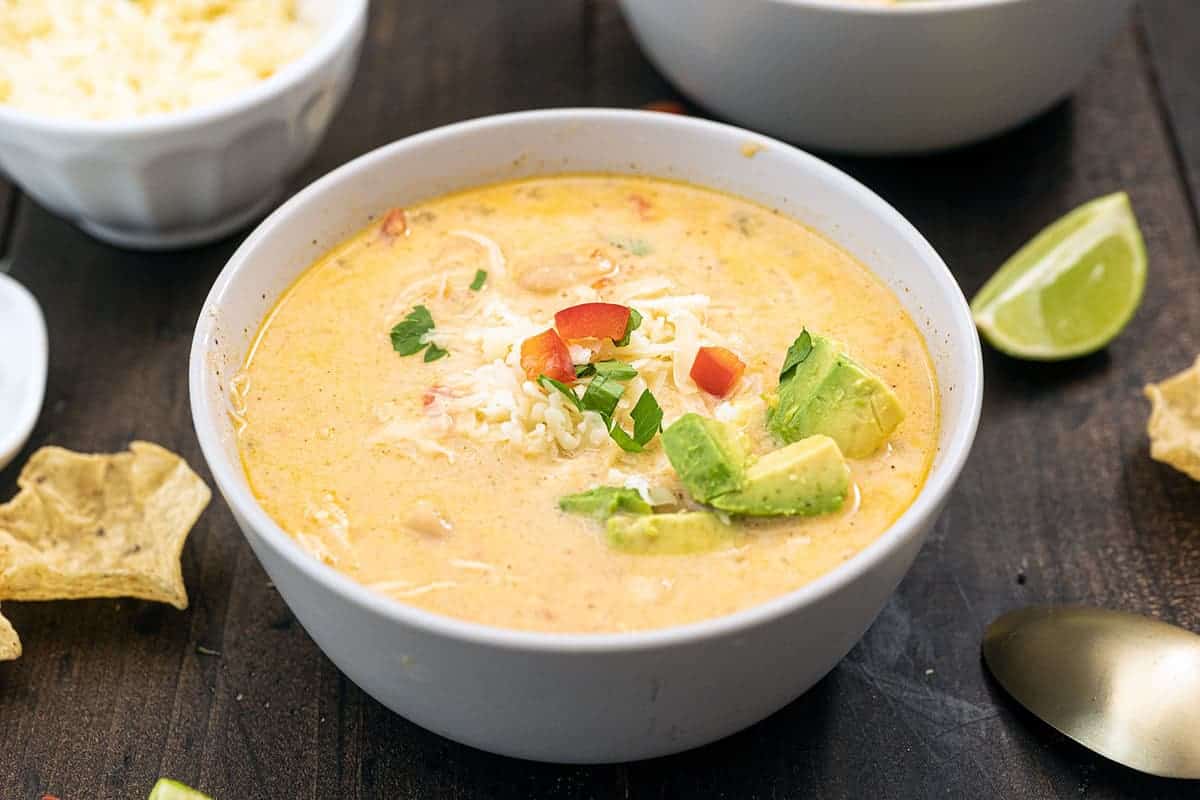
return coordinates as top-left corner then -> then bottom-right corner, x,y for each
190,109 -> 983,762
0,272 -> 47,472
0,0 -> 366,250
618,0 -> 1134,155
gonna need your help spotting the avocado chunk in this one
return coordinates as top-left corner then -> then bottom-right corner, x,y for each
767,332 -> 904,458
711,435 -> 850,517
661,413 -> 746,502
559,487 -> 652,520
606,512 -> 736,555
148,779 -> 213,800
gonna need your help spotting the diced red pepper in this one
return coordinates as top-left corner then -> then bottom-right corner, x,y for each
521,329 -> 575,383
642,99 -> 687,115
381,207 -> 407,237
690,346 -> 745,397
629,194 -> 653,220
554,302 -> 631,342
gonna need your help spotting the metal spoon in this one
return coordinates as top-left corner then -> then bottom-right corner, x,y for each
983,605 -> 1200,779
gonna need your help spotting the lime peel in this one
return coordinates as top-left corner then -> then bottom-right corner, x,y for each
148,779 -> 213,800
971,192 -> 1147,361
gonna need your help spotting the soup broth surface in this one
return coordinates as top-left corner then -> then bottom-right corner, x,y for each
237,175 -> 939,633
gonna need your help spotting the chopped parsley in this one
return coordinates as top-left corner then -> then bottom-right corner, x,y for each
609,236 -> 652,256
592,360 -> 638,380
575,360 -> 638,380
423,343 -> 449,362
581,374 -> 624,419
538,375 -> 582,410
540,338 -> 660,452
613,307 -> 643,348
630,389 -> 664,444
779,329 -> 813,381
470,269 -> 487,291
609,389 -> 664,452
390,305 -> 441,357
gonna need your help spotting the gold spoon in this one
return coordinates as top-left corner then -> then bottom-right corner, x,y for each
983,605 -> 1200,780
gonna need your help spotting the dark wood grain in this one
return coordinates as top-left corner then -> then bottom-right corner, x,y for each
1140,0 -> 1200,231
0,3 -> 1198,798
0,181 -> 16,262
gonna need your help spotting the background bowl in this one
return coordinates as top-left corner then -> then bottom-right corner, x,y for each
0,0 -> 366,250
618,0 -> 1134,155
190,109 -> 983,762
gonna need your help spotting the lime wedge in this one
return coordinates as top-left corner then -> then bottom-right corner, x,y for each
148,779 -> 212,800
971,192 -> 1146,360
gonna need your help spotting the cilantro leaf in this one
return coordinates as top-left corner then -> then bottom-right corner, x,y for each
559,486 -> 652,519
470,269 -> 487,291
630,389 -> 663,444
581,374 -> 624,418
538,375 -> 582,410
609,388 -> 663,452
390,305 -> 436,356
593,360 -> 638,380
779,329 -> 813,381
423,343 -> 449,362
609,236 -> 652,256
608,425 -> 644,453
613,307 -> 643,348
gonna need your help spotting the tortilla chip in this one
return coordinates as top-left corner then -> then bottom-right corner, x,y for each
0,442 -> 211,609
1145,356 -> 1200,481
0,605 -> 19,661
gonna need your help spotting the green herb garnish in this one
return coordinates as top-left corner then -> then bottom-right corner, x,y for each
470,269 -> 487,291
593,360 -> 638,380
608,426 -> 642,452
538,375 -> 583,410
630,389 -> 664,443
559,486 -> 652,519
390,304 -> 447,361
779,329 -> 813,381
575,360 -> 637,380
390,305 -> 435,355
609,236 -> 652,256
608,389 -> 663,452
581,373 -> 624,418
613,307 -> 643,348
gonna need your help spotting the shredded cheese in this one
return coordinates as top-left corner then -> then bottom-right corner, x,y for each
371,271 -> 750,459
0,0 -> 317,120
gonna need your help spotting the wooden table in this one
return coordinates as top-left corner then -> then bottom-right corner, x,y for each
2,3 -> 1198,798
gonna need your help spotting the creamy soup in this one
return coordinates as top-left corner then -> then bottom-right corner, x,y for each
236,175 -> 939,633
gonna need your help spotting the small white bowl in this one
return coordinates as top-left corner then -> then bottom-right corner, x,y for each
0,272 -> 47,473
190,109 -> 983,762
618,0 -> 1134,155
0,0 -> 366,250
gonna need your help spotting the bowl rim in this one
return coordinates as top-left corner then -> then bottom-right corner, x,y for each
0,0 -> 367,137
190,108 -> 983,654
765,0 -> 1034,14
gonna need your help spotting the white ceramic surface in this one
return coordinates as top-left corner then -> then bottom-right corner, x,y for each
0,272 -> 47,472
0,0 -> 366,250
190,109 -> 983,763
618,0 -> 1134,155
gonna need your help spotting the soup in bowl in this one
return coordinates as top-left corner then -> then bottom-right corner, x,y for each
190,109 -> 982,762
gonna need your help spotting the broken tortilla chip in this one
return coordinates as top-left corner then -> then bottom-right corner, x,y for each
1145,356 -> 1200,481
0,441 -> 211,609
0,605 -> 19,661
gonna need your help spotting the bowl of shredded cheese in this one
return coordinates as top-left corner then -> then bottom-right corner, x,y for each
0,0 -> 367,249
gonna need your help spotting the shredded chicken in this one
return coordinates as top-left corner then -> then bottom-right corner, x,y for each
403,500 -> 453,537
